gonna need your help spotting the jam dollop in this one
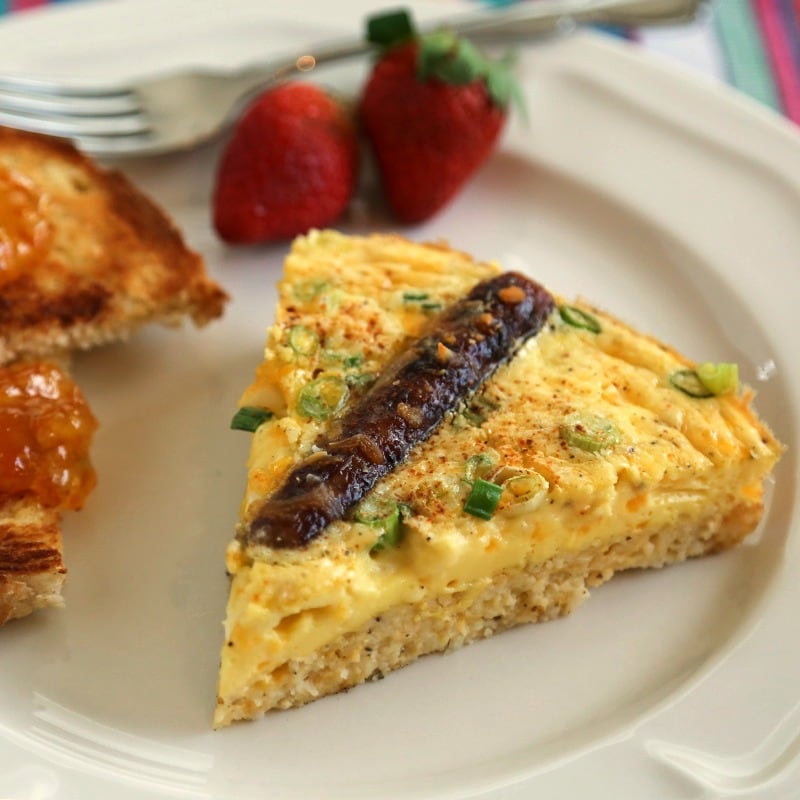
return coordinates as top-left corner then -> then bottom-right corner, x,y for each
0,361 -> 97,509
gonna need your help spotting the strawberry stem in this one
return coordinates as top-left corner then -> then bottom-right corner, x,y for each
366,8 -> 416,48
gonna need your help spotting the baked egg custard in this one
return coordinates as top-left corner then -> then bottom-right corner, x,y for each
215,230 -> 782,726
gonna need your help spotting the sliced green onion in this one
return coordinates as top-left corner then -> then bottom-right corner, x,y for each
297,376 -> 349,420
460,395 -> 499,427
345,372 -> 375,389
321,350 -> 364,369
463,478 -> 503,520
402,290 -> 442,312
464,452 -> 497,484
696,362 -> 738,396
342,354 -> 364,369
230,406 -> 273,432
670,363 -> 739,398
287,325 -> 319,356
293,280 -> 329,302
498,471 -> 549,518
355,496 -> 396,522
461,408 -> 485,427
402,291 -> 429,302
371,526 -> 403,553
355,496 -> 404,553
559,305 -> 602,333
670,369 -> 713,398
560,412 -> 621,452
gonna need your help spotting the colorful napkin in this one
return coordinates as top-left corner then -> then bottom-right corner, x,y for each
0,0 -> 71,12
714,0 -> 800,121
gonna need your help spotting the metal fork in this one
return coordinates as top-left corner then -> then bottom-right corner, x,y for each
0,0 -> 704,158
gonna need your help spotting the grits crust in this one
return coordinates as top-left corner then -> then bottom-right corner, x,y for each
217,500 -> 755,724
215,230 -> 783,726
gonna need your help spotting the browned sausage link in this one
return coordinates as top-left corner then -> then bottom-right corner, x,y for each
246,272 -> 555,548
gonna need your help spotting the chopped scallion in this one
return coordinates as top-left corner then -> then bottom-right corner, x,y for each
696,362 -> 738,396
345,372 -> 375,389
461,395 -> 499,427
342,354 -> 364,368
402,291 -> 429,302
297,376 -> 349,420
461,408 -> 486,427
464,452 -> 497,484
498,471 -> 549,517
560,412 -> 621,452
287,325 -> 319,356
355,496 -> 406,553
670,363 -> 739,398
402,290 -> 442,312
463,478 -> 503,520
669,369 -> 713,398
293,280 -> 329,302
559,305 -> 602,333
230,406 -> 273,432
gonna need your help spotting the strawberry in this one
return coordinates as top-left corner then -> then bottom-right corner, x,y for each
213,82 -> 358,243
360,13 -> 517,224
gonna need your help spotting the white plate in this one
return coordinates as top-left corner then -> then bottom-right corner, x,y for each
1,2 -> 798,798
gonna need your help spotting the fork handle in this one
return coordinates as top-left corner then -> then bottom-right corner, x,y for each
230,0 -> 702,101
419,0 -> 703,41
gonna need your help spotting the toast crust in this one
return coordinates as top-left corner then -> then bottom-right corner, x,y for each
0,499 -> 65,625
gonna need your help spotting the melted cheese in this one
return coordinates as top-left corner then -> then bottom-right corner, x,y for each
217,230 -> 782,717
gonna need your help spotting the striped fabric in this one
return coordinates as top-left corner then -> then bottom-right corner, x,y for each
1,0 -> 800,124
0,0 -> 71,12
716,0 -> 800,122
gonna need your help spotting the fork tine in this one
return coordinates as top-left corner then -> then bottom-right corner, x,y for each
0,75 -> 132,99
0,90 -> 140,117
0,108 -> 152,139
64,133 -> 159,157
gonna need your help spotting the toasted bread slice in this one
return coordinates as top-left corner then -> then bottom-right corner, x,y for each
215,231 -> 783,725
0,127 -> 227,624
0,126 -> 228,365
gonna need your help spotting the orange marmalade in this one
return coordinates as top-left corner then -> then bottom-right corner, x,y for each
0,361 -> 97,510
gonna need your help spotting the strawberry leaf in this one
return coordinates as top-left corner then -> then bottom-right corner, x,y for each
417,31 -> 457,79
419,31 -> 521,109
484,58 -> 514,106
419,34 -> 486,85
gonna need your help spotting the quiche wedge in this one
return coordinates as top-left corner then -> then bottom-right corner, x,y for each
215,230 -> 782,726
